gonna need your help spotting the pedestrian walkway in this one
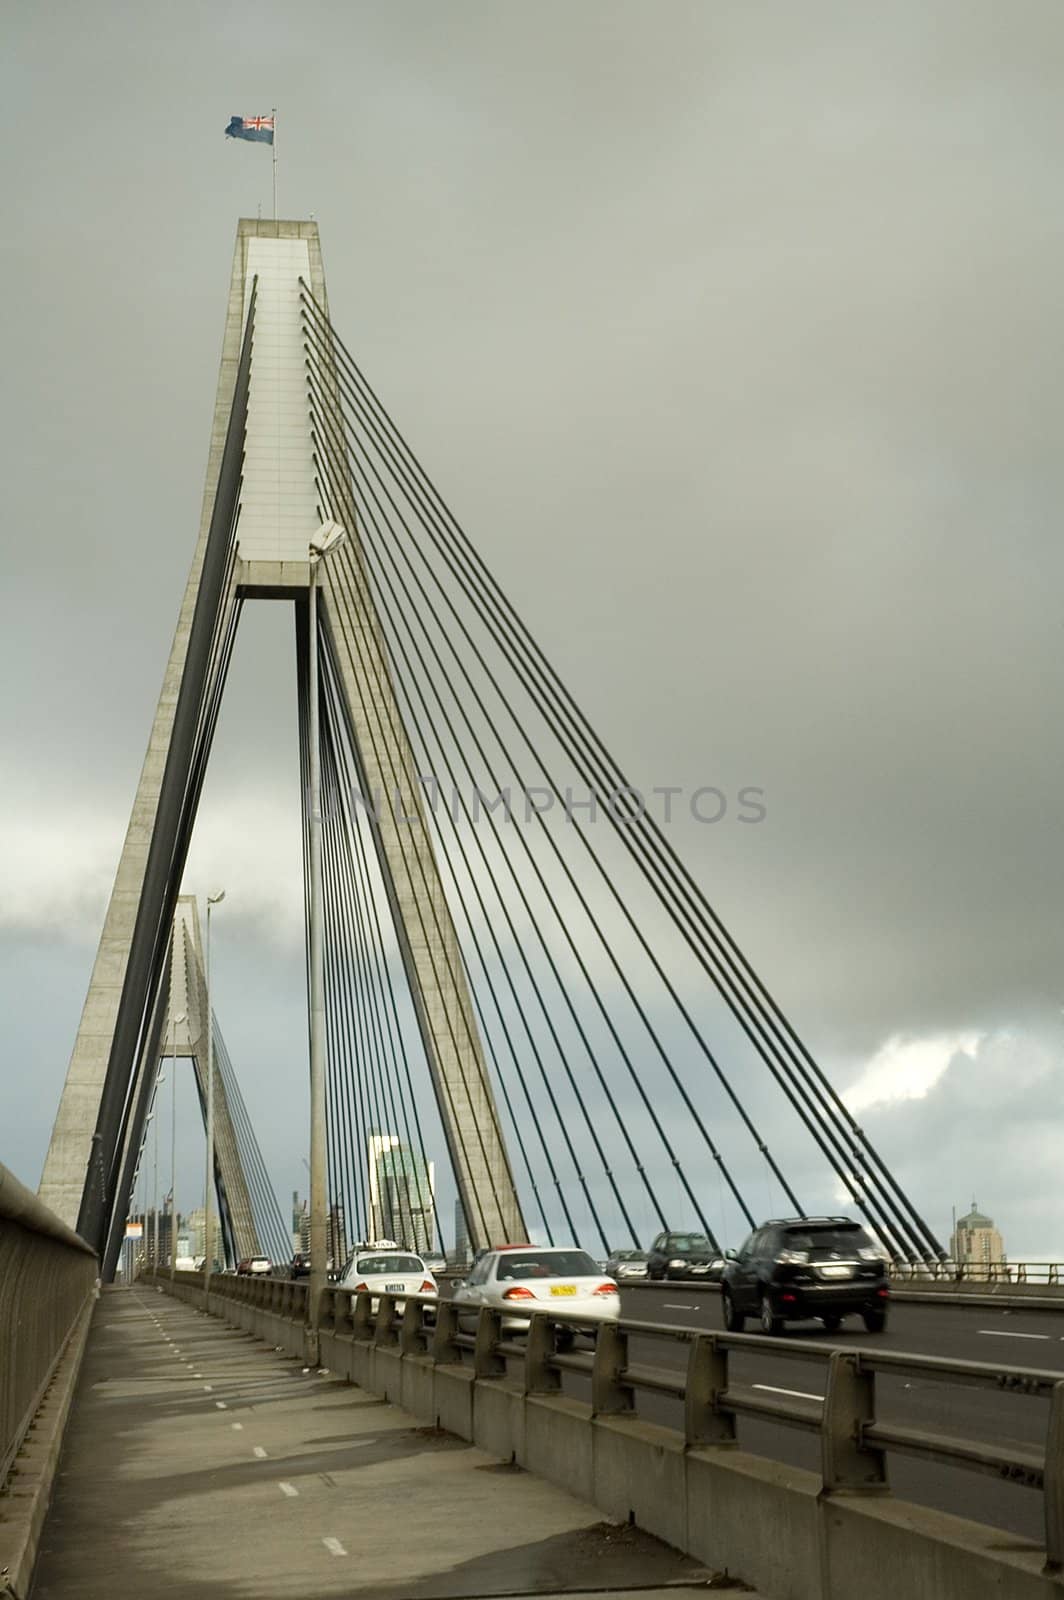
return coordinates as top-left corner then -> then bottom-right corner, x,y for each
32,1288 -> 747,1599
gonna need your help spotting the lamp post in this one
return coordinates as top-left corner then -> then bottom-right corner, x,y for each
204,891 -> 225,1306
170,1010 -> 186,1282
150,1084 -> 164,1270
307,520 -> 347,1349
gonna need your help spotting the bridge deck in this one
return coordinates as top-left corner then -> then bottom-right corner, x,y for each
32,1289 -> 726,1600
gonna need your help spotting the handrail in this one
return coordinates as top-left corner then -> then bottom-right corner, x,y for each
0,1164 -> 95,1255
1,1163 -> 98,1491
174,1269 -> 1064,1570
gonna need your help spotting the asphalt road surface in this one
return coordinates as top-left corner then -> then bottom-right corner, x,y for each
449,1284 -> 1061,1545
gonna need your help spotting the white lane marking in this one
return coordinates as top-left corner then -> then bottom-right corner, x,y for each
978,1329 -> 1051,1341
279,1481 -> 299,1497
664,1302 -> 698,1311
253,1446 -> 268,1459
231,1423 -> 244,1431
193,1372 -> 202,1378
753,1383 -> 821,1402
323,1537 -> 347,1556
215,1401 -> 227,1410
203,1384 -> 213,1392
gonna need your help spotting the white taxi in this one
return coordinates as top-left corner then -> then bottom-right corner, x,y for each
453,1245 -> 619,1346
338,1249 -> 438,1313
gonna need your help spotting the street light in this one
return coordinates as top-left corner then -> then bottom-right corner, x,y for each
150,1085 -> 165,1270
308,521 -> 347,1349
169,1010 -> 187,1282
204,891 -> 225,1306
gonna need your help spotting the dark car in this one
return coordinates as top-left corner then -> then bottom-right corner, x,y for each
720,1216 -> 890,1335
646,1231 -> 725,1282
605,1248 -> 650,1280
289,1254 -> 310,1279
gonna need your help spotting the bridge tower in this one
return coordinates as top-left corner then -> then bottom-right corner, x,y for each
40,221 -> 525,1264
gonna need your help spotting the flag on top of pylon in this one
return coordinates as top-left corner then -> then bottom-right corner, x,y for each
225,115 -> 274,145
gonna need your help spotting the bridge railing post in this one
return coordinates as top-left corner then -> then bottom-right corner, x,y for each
685,1333 -> 736,1446
352,1290 -> 374,1343
1043,1381 -> 1064,1573
319,1286 -> 337,1334
474,1307 -> 505,1377
431,1298 -> 460,1365
821,1351 -> 887,1492
374,1293 -> 397,1347
334,1287 -> 354,1341
400,1297 -> 427,1355
524,1313 -> 560,1394
591,1321 -> 633,1416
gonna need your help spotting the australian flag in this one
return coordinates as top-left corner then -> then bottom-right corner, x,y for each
225,114 -> 274,145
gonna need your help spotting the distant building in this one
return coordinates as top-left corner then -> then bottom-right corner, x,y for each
951,1201 -> 1005,1270
451,1198 -> 471,1267
186,1206 -> 223,1264
367,1134 -> 435,1253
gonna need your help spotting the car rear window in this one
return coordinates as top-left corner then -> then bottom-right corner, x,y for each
496,1250 -> 599,1281
782,1226 -> 865,1253
356,1255 -> 424,1275
667,1235 -> 713,1252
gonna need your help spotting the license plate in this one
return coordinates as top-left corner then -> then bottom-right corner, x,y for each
691,1265 -> 709,1274
385,1283 -> 404,1292
820,1265 -> 852,1279
550,1284 -> 577,1296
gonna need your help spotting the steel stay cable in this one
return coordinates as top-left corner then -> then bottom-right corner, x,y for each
333,693 -> 452,1262
305,358 -> 744,1245
309,450 -> 509,1245
319,719 -> 372,1251
300,311 -> 806,1216
300,607 -> 370,1246
321,687 -> 390,1245
324,724 -> 432,1254
214,1027 -> 291,1261
302,290 -> 939,1260
323,385 -> 912,1263
322,674 -> 449,1254
315,501 -> 478,1255
308,382 -> 640,1250
301,318 -> 819,1226
303,364 -> 679,1240
303,322 -> 922,1261
319,541 -> 576,1251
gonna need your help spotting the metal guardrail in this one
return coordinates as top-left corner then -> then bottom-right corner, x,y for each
172,1270 -> 1064,1572
0,1163 -> 98,1489
892,1260 -> 1064,1286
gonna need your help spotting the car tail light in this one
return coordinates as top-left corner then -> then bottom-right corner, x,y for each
353,1282 -> 369,1293
419,1281 -> 437,1294
877,1286 -> 890,1298
502,1286 -> 535,1300
593,1283 -> 619,1297
781,1292 -> 797,1303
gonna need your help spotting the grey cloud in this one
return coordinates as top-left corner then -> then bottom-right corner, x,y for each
2,2 -> 1060,1252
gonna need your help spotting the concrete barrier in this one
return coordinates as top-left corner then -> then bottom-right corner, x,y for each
0,1164 -> 98,1600
148,1272 -> 1064,1600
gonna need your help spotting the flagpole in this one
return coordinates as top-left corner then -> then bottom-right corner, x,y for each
272,107 -> 277,221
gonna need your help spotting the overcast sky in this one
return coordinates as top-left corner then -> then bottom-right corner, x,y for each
2,1 -> 1062,1257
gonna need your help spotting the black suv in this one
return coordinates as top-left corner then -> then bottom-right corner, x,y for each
720,1217 -> 889,1335
646,1231 -> 725,1282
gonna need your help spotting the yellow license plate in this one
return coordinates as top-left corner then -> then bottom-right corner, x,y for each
550,1284 -> 577,1296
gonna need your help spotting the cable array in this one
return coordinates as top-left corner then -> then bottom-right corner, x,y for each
297,284 -> 944,1263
